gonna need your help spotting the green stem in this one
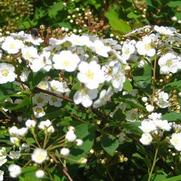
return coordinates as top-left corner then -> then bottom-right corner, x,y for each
31,129 -> 41,148
43,132 -> 49,149
148,147 -> 159,181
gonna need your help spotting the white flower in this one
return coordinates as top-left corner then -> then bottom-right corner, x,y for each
65,130 -> 77,142
91,40 -> 111,57
148,112 -> 162,120
136,35 -> 156,57
170,133 -> 181,151
32,93 -> 49,106
41,50 -> 52,71
47,126 -> 55,133
158,53 -> 180,74
146,104 -> 154,112
10,137 -> 19,145
38,119 -> 54,133
35,170 -> 45,178
9,126 -> 27,137
121,41 -> 135,61
140,133 -> 153,145
28,55 -> 46,72
142,97 -> 148,102
33,106 -> 45,118
66,34 -> 92,46
111,63 -> 126,91
8,164 -> 22,178
9,126 -> 19,136
156,91 -> 169,108
38,119 -> 52,130
93,87 -> 113,108
24,35 -> 43,45
77,61 -> 105,89
37,80 -> 50,90
75,139 -> 83,146
25,119 -> 36,128
139,120 -> 157,133
48,95 -> 62,107
18,127 -> 28,136
154,25 -> 176,36
21,46 -> 38,61
31,148 -> 48,164
73,88 -> 98,107
9,151 -> 21,159
60,148 -> 70,156
53,50 -> 80,72
49,80 -> 70,93
0,170 -> 4,181
0,63 -> 17,84
2,36 -> 24,54
102,61 -> 117,82
153,119 -> 172,131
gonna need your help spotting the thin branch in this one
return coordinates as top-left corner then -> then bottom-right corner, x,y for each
63,167 -> 73,181
123,25 -> 152,38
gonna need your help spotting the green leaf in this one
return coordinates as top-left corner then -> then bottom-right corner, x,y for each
133,64 -> 152,89
163,175 -> 181,181
48,2 -> 64,18
101,135 -> 119,156
28,71 -> 47,89
162,112 -> 181,122
122,121 -> 142,136
75,123 -> 95,153
26,137 -> 35,145
34,8 -> 46,20
165,80 -> 181,90
123,79 -> 133,92
167,1 -> 181,8
146,0 -> 154,7
20,166 -> 39,181
105,7 -> 131,33
68,123 -> 95,163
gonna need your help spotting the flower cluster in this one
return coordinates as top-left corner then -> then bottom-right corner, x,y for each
0,118 -> 83,180
139,112 -> 181,153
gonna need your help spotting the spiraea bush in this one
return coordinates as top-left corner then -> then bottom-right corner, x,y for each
0,25 -> 181,181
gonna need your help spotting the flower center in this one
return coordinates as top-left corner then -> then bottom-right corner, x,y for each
166,59 -> 173,66
1,69 -> 9,77
86,70 -> 94,80
144,43 -> 152,51
63,59 -> 70,67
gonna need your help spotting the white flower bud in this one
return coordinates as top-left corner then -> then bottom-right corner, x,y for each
65,130 -> 77,142
140,133 -> 152,145
146,104 -> 154,112
25,119 -> 36,128
35,170 -> 45,178
8,164 -> 22,178
60,148 -> 70,156
75,139 -> 83,146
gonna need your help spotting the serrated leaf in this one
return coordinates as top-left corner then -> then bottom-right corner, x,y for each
165,80 -> 181,90
123,79 -> 133,92
48,2 -> 64,18
101,135 -> 119,156
105,7 -> 131,33
162,112 -> 181,122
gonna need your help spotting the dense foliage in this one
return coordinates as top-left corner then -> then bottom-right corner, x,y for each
0,0 -> 181,181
